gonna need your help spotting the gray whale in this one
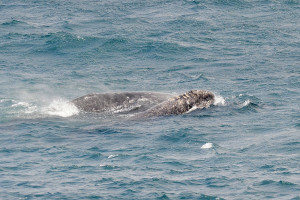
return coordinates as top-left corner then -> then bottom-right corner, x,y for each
71,92 -> 172,113
71,90 -> 215,117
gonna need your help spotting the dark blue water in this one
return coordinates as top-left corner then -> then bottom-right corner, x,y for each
1,0 -> 299,199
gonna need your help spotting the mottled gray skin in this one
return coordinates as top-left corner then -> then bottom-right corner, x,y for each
71,90 -> 214,117
136,90 -> 215,118
71,92 -> 172,113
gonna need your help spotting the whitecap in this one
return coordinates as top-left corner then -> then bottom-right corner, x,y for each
242,100 -> 251,107
201,142 -> 213,149
108,154 -> 118,159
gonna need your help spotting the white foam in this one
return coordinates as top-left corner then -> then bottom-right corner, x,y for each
108,154 -> 118,159
201,142 -> 213,149
11,101 -> 38,114
42,99 -> 79,117
24,105 -> 38,114
214,95 -> 226,106
11,101 -> 30,107
242,100 -> 251,107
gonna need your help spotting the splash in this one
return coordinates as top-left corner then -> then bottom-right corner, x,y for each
42,99 -> 79,117
214,95 -> 226,106
4,98 -> 79,118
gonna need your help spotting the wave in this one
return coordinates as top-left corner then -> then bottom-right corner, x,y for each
0,31 -> 101,55
229,94 -> 261,112
39,32 -> 100,53
1,19 -> 27,26
241,99 -> 251,107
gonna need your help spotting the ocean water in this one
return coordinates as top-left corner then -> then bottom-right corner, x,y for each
0,0 -> 300,199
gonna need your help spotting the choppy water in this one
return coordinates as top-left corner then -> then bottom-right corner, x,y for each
1,0 -> 300,199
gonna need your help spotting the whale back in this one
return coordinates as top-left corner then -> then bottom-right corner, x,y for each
71,90 -> 215,117
137,90 -> 215,117
71,92 -> 172,113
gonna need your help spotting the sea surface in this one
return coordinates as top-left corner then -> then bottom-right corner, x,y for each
0,0 -> 300,199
